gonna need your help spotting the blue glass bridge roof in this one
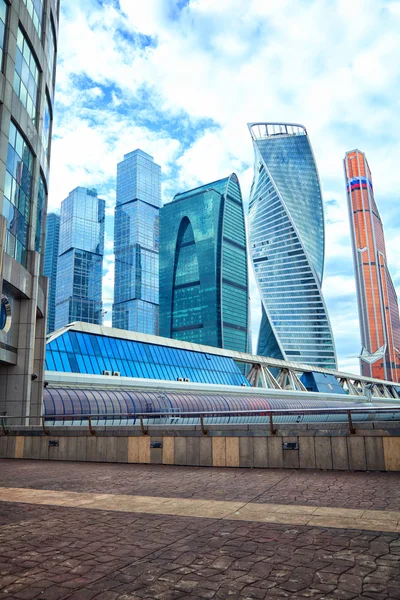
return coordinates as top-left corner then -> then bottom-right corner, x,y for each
46,325 -> 249,387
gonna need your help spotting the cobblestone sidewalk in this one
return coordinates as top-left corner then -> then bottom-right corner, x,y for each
0,460 -> 399,599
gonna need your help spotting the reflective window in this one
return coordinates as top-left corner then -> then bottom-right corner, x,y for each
35,174 -> 45,253
0,0 -> 7,70
160,174 -> 249,356
248,125 -> 336,369
21,0 -> 43,38
42,92 -> 51,165
55,188 -> 105,330
3,123 -> 34,266
14,27 -> 40,123
47,16 -> 56,90
44,213 -> 60,334
45,330 -> 249,387
44,386 -> 367,425
113,150 -> 161,334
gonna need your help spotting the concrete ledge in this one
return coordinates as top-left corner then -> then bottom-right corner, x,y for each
0,426 -> 399,471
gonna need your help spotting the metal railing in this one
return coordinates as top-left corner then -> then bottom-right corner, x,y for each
1,406 -> 400,437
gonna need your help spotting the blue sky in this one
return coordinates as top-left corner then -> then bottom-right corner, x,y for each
49,0 -> 400,373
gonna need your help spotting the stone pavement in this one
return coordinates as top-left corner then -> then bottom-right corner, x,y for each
0,460 -> 400,599
1,487 -> 400,533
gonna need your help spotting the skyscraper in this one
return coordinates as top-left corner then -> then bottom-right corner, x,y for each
344,150 -> 400,381
112,150 -> 161,334
248,122 -> 337,369
159,173 -> 249,354
55,188 -> 105,330
0,0 -> 59,421
44,213 -> 60,334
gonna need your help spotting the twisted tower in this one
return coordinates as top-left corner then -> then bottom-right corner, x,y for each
248,122 -> 337,368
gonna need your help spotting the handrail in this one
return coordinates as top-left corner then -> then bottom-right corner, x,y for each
1,406 -> 400,421
1,405 -> 399,437
37,406 -> 400,419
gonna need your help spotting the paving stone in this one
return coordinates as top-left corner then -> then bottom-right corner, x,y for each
1,461 -> 400,599
66,592 -> 99,600
36,586 -> 71,600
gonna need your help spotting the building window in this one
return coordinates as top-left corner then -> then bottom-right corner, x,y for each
0,0 -> 6,70
21,0 -> 43,38
35,175 -> 46,253
14,27 -> 40,124
2,122 -> 34,267
42,91 -> 51,165
47,16 -> 56,91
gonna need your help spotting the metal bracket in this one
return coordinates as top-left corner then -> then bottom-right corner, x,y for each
347,410 -> 355,435
269,412 -> 276,435
200,415 -> 208,435
88,416 -> 96,436
139,415 -> 148,435
41,417 -> 49,435
1,418 -> 9,436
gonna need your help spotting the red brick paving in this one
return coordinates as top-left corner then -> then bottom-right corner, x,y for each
0,460 -> 400,599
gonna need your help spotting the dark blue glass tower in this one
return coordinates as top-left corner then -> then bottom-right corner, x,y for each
248,123 -> 337,368
55,187 -> 105,329
112,150 -> 161,334
43,212 -> 60,334
159,174 -> 249,354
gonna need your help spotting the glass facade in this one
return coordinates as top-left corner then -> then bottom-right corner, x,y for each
345,150 -> 400,382
14,27 -> 40,123
160,174 -> 249,354
47,17 -> 56,91
0,0 -> 59,422
41,92 -> 51,168
55,188 -> 105,330
248,123 -> 337,368
0,0 -> 6,70
3,122 -> 34,267
21,0 -> 43,38
44,387 -> 371,425
45,329 -> 248,386
113,149 -> 161,334
35,174 -> 45,253
44,213 -> 60,334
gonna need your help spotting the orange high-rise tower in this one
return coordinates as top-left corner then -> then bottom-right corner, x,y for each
344,150 -> 400,382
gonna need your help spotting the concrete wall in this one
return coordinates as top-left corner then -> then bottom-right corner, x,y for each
1,422 -> 400,471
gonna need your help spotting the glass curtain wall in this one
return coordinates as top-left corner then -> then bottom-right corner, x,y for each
160,173 -> 249,354
46,329 -> 248,386
3,123 -> 34,266
248,123 -> 337,369
113,150 -> 161,334
55,188 -> 105,329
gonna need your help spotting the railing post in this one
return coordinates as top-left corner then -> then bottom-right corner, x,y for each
269,412 -> 276,435
139,416 -> 148,435
1,417 -> 9,436
200,415 -> 208,435
88,416 -> 96,436
41,417 -> 49,435
347,410 -> 355,435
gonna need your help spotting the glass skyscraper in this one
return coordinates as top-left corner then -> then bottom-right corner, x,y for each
344,150 -> 400,381
112,149 -> 161,334
248,123 -> 337,369
0,0 -> 59,421
44,213 -> 60,334
55,188 -> 105,330
159,173 -> 249,354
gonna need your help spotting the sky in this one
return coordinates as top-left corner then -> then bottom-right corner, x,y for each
49,0 -> 400,374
